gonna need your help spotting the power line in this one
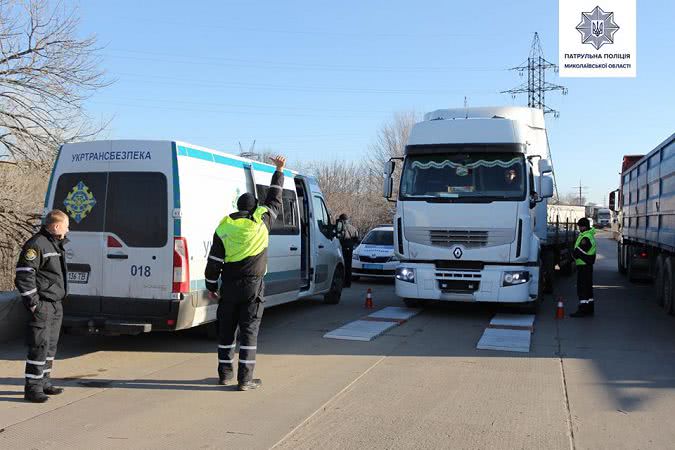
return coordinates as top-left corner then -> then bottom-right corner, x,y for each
500,32 -> 568,117
105,50 -> 506,74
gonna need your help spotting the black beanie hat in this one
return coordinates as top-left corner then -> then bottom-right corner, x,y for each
577,217 -> 590,228
237,192 -> 258,212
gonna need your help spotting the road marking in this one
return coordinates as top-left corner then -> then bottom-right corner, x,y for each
270,355 -> 388,449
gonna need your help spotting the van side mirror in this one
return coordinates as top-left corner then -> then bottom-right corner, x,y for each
538,159 -> 552,174
608,191 -> 616,211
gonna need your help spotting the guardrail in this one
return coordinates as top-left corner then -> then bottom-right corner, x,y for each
0,290 -> 28,342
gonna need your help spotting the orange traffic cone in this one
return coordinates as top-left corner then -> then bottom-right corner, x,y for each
555,297 -> 565,319
364,288 -> 374,309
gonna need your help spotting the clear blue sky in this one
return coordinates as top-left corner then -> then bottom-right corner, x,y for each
78,0 -> 674,205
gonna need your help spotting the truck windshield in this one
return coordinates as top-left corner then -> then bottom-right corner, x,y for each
400,151 -> 526,201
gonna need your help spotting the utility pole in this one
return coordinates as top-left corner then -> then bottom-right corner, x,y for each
572,180 -> 589,206
501,32 -> 568,117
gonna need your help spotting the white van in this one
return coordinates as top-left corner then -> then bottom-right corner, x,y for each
44,140 -> 345,335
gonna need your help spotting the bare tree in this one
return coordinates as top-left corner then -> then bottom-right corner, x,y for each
0,0 -> 110,165
305,160 -> 394,236
365,111 -> 417,178
0,0 -> 110,289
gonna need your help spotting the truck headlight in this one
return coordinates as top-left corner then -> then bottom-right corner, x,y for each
502,271 -> 530,286
352,253 -> 359,261
395,267 -> 415,283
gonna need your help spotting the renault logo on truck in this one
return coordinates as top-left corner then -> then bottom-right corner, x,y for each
453,247 -> 463,259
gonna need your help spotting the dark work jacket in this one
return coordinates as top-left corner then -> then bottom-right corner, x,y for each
15,227 -> 69,309
204,170 -> 284,291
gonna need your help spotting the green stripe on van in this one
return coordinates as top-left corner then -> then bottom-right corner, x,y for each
177,145 -> 293,177
171,142 -> 181,236
190,270 -> 302,291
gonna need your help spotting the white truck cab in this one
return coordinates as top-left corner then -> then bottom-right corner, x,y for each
44,140 -> 345,335
384,107 -> 555,308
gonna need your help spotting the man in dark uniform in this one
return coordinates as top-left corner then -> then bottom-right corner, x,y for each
570,217 -> 597,317
338,214 -> 359,287
204,155 -> 286,391
15,209 -> 70,403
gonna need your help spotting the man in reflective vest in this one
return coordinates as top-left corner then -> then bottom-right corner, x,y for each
571,217 -> 597,317
204,155 -> 285,391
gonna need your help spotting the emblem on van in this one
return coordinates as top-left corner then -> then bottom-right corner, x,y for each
63,181 -> 97,224
453,247 -> 463,259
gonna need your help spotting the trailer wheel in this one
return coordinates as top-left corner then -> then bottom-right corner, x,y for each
617,242 -> 627,274
664,258 -> 674,315
324,265 -> 344,305
654,255 -> 666,306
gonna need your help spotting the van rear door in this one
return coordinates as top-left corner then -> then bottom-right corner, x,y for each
52,170 -> 108,310
101,171 -> 172,300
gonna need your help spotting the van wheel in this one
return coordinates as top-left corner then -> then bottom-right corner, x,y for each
618,242 -> 627,274
403,298 -> 420,308
664,258 -> 674,315
324,266 -> 344,305
654,255 -> 666,306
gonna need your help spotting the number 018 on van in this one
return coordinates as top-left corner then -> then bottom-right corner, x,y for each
44,140 -> 345,335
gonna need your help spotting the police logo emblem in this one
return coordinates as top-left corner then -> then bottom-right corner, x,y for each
63,181 -> 97,224
576,6 -> 619,50
25,248 -> 38,261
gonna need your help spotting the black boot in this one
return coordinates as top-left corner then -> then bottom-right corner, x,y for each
43,385 -> 64,395
24,390 -> 49,403
570,302 -> 591,318
238,379 -> 262,391
218,371 -> 234,386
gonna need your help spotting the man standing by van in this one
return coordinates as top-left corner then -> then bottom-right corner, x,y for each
15,210 -> 70,403
205,155 -> 286,391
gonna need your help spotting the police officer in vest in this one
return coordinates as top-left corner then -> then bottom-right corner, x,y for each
204,155 -> 286,391
571,217 -> 597,317
15,209 -> 70,403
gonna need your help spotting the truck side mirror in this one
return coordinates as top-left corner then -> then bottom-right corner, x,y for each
383,160 -> 396,199
539,175 -> 554,199
608,191 -> 616,211
538,159 -> 553,174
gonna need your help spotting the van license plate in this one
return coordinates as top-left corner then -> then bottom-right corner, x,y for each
68,271 -> 89,284
363,264 -> 384,270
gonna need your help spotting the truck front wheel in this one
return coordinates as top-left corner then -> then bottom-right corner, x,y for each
617,242 -> 627,274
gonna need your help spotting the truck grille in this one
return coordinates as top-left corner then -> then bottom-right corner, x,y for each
429,230 -> 488,248
435,270 -> 481,292
405,227 -> 514,249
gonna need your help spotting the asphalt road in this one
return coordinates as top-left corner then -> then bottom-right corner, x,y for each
1,231 -> 674,449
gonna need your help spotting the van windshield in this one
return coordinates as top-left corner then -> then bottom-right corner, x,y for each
53,172 -> 168,247
362,230 -> 393,246
400,151 -> 526,202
